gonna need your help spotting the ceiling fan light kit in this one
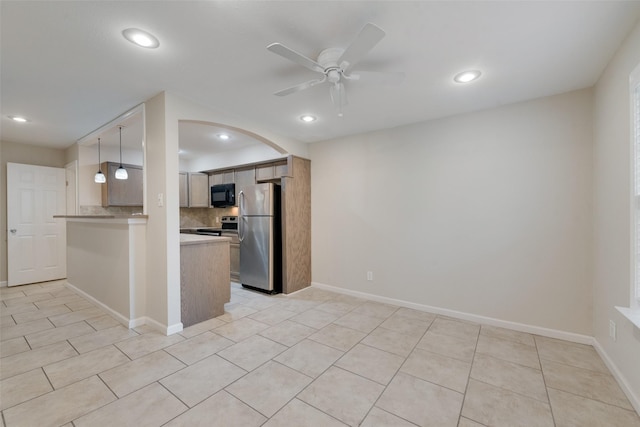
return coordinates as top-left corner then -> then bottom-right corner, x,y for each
267,22 -> 404,116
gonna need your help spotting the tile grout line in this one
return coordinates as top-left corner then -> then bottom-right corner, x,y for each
455,320 -> 481,427
535,336 -> 558,427
349,313 -> 435,425
544,385 -> 640,414
68,374 -> 121,425
4,282 -> 637,426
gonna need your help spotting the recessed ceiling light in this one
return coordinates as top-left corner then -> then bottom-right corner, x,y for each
300,115 -> 316,123
218,133 -> 230,141
454,70 -> 481,83
122,28 -> 160,49
8,115 -> 28,123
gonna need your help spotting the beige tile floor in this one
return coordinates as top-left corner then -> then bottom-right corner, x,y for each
1,280 -> 639,427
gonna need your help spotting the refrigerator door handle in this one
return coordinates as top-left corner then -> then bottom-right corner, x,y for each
238,191 -> 245,242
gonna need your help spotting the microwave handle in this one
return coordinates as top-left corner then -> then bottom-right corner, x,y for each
238,190 -> 245,242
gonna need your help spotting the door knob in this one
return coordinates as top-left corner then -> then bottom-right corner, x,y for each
9,229 -> 16,234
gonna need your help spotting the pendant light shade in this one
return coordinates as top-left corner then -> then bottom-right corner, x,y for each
94,137 -> 106,183
115,126 -> 128,180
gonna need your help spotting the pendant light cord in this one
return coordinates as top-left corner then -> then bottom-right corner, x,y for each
119,126 -> 123,166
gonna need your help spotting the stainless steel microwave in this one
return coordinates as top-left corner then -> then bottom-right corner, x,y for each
210,183 -> 235,207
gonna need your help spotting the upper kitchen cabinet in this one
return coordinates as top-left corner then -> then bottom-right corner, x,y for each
234,167 -> 256,206
188,173 -> 209,207
179,172 -> 188,208
210,170 -> 234,185
101,162 -> 143,207
256,160 -> 289,182
180,172 -> 210,208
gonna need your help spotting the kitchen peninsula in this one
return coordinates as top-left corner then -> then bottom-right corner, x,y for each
56,215 -> 232,331
55,215 -> 147,328
179,233 -> 230,327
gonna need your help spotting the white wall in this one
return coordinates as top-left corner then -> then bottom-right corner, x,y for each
66,221 -> 132,319
143,92 -> 178,331
593,20 -> 640,410
170,94 -> 309,159
310,88 -> 594,335
184,143 -> 283,173
0,141 -> 66,283
77,143 -> 144,206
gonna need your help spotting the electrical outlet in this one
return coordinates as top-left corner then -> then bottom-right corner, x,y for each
609,320 -> 617,341
157,193 -> 164,207
367,271 -> 373,281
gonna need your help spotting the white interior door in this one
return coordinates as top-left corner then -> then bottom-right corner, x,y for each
7,163 -> 67,286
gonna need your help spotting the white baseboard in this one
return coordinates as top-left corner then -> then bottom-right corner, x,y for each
66,282 -> 133,328
311,281 -> 593,345
310,282 -> 640,414
129,317 -> 147,329
167,322 -> 184,335
144,316 -> 183,335
0,281 -> 7,288
593,339 -> 640,415
66,282 -> 183,336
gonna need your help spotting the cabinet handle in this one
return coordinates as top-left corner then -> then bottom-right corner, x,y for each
9,229 -> 17,234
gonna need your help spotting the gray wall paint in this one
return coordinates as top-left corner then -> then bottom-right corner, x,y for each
310,88 -> 594,335
0,141 -> 66,283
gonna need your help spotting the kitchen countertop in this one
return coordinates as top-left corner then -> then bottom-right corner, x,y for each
54,214 -> 148,219
54,215 -> 148,224
180,233 -> 231,246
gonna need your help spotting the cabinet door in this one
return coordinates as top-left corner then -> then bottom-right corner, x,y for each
274,161 -> 288,178
222,171 -> 234,184
179,172 -> 188,207
211,173 -> 223,186
189,173 -> 209,207
230,243 -> 240,281
255,165 -> 274,181
102,162 -> 143,206
211,170 -> 234,185
234,167 -> 256,206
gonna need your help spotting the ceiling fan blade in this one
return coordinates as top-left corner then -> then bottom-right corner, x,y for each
330,82 -> 348,108
267,43 -> 324,73
348,70 -> 405,85
274,77 -> 326,96
338,23 -> 386,72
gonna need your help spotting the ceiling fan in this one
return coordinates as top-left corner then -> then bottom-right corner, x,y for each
267,23 -> 404,116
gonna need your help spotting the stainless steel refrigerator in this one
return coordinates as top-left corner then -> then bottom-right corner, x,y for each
239,183 -> 281,293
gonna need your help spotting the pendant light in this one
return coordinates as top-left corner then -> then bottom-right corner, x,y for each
115,126 -> 128,180
94,137 -> 106,183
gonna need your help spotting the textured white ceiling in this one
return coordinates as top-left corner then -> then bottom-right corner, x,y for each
2,1 -> 639,150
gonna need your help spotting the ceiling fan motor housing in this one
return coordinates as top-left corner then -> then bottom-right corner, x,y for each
318,48 -> 345,70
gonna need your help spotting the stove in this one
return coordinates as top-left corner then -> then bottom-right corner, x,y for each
220,216 -> 238,233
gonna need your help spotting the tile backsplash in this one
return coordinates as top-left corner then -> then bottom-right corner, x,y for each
79,205 -> 142,215
79,205 -> 236,228
180,206 -> 238,228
